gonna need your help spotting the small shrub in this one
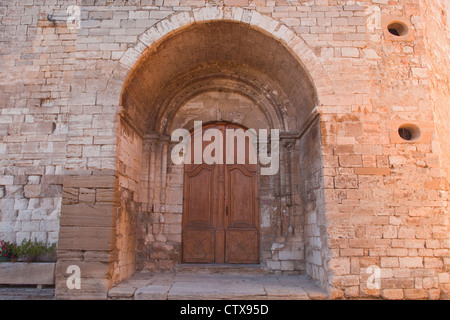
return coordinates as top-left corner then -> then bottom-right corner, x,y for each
13,239 -> 57,262
0,239 -> 57,262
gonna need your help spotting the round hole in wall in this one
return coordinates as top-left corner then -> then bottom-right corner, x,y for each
398,124 -> 420,141
388,21 -> 409,37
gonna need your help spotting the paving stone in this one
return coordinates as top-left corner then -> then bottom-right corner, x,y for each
108,272 -> 328,300
168,280 -> 267,300
0,288 -> 55,300
134,285 -> 171,300
108,286 -> 137,299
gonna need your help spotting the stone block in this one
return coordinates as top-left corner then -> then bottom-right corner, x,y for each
24,184 -> 41,198
381,289 -> 404,300
0,175 -> 14,185
60,204 -> 115,227
331,275 -> 360,287
403,289 -> 428,300
108,285 -> 137,299
328,258 -> 350,275
40,184 -> 62,197
0,263 -> 55,285
95,188 -> 116,203
339,155 -> 362,167
55,273 -> 110,300
58,225 -> 114,251
64,175 -> 117,189
354,167 -> 390,176
135,285 -> 171,300
399,257 -> 423,268
79,187 -> 95,204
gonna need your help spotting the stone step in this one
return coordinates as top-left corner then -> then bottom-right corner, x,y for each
108,271 -> 329,300
174,264 -> 271,275
0,287 -> 55,300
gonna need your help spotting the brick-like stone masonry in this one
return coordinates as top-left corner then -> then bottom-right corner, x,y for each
0,0 -> 448,300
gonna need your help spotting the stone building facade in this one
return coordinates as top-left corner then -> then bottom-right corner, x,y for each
0,0 -> 449,299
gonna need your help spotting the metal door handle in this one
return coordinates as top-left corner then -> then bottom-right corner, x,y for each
226,205 -> 229,216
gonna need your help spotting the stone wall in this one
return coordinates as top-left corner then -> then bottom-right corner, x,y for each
299,115 -> 328,288
0,0 -> 448,299
316,0 -> 450,299
113,116 -> 141,284
419,0 -> 450,298
0,0 -> 78,245
420,0 -> 450,179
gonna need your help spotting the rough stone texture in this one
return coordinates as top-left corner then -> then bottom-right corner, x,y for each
108,271 -> 327,300
0,262 -> 55,285
0,288 -> 55,300
0,0 -> 448,300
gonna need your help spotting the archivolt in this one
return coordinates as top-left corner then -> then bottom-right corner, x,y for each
154,64 -> 289,134
115,7 -> 332,136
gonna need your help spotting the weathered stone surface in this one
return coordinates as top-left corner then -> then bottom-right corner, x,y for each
168,281 -> 267,300
107,272 -> 327,300
58,226 -> 114,251
63,175 -> 116,189
60,204 -> 115,227
0,287 -> 55,300
135,285 -> 171,300
108,286 -> 137,300
0,263 -> 55,285
0,0 -> 448,301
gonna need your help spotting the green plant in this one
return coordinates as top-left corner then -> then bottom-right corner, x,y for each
0,239 -> 57,262
12,239 -> 57,262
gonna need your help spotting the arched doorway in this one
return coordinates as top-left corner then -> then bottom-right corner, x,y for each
54,8 -> 333,299
182,122 -> 259,264
115,18 -> 325,285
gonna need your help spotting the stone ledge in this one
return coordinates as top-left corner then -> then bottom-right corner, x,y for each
0,262 -> 56,286
0,288 -> 55,300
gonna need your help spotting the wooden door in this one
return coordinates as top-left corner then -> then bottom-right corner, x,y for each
182,123 -> 259,264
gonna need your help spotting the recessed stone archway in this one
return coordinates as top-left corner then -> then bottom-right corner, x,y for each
112,12 -> 331,289
56,7 -> 333,299
115,7 -> 334,104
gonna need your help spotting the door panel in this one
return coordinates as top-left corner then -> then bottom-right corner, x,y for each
225,164 -> 259,263
227,166 -> 257,227
184,166 -> 215,226
182,228 -> 215,263
225,229 -> 259,264
182,123 -> 259,264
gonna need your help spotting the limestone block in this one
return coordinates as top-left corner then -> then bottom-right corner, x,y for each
63,175 -> 116,189
168,281 -> 266,300
60,204 -> 115,228
135,285 -> 170,300
108,285 -> 136,299
58,225 -> 114,251
0,263 -> 55,285
0,175 -> 14,185
24,185 -> 41,198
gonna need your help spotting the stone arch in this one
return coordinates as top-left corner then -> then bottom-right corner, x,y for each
110,6 -> 331,291
156,66 -> 287,134
106,6 -> 333,118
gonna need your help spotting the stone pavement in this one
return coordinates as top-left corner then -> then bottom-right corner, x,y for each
0,287 -> 55,300
108,268 -> 328,300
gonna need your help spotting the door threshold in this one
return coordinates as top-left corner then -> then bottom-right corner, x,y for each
175,263 -> 269,275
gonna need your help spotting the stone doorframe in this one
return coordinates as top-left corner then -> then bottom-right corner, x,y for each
138,113 -> 319,270
55,6 -> 335,299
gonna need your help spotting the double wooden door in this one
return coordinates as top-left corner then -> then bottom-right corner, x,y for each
182,123 -> 259,264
